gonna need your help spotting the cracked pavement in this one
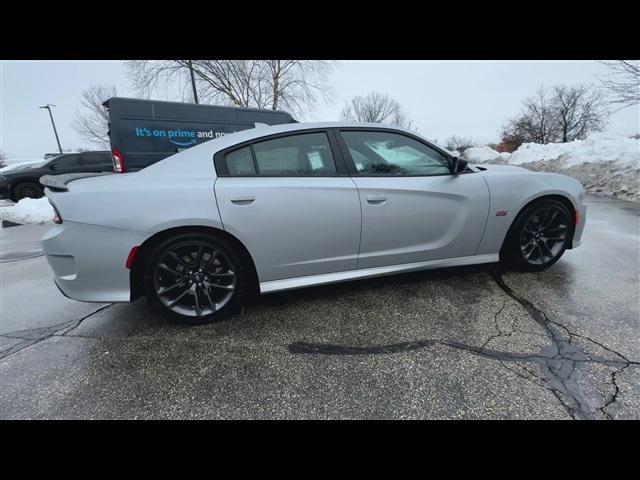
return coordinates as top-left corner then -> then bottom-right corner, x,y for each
0,195 -> 638,419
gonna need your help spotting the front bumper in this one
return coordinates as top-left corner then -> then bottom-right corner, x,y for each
41,221 -> 147,303
571,201 -> 587,249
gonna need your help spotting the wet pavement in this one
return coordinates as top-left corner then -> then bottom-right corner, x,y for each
0,195 -> 638,419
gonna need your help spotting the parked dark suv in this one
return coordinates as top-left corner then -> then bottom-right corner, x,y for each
0,151 -> 114,202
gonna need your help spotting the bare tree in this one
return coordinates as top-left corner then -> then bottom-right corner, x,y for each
124,60 -> 336,118
190,60 -> 272,108
71,84 -> 117,148
501,84 -> 607,145
507,86 -> 559,144
445,134 -> 475,153
124,60 -> 196,103
340,92 -> 413,129
263,60 -> 335,117
598,60 -> 640,108
552,84 -> 607,142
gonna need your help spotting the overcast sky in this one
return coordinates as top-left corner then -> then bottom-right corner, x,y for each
1,60 -> 638,158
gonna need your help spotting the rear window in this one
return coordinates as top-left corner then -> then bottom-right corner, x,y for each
222,132 -> 338,177
49,154 -> 80,167
226,147 -> 256,175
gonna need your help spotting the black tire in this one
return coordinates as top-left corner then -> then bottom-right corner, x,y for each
500,199 -> 574,272
12,181 -> 44,201
143,232 -> 249,325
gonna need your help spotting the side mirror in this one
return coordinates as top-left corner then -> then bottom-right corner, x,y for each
451,157 -> 468,174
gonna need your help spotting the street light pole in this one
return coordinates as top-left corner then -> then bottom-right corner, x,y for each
40,104 -> 63,154
187,60 -> 199,104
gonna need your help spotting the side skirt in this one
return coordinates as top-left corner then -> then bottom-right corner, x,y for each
259,253 -> 499,294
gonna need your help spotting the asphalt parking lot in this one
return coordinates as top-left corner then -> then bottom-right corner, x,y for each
0,195 -> 638,419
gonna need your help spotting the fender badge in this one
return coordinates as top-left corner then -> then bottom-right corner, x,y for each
496,209 -> 508,216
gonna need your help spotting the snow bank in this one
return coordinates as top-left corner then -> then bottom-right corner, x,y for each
462,145 -> 511,164
1,197 -> 54,224
429,140 -> 459,157
509,133 -> 639,168
466,133 -> 639,202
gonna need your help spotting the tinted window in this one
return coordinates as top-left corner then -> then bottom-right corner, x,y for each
80,152 -> 110,165
341,131 -> 450,176
50,154 -> 79,167
225,147 -> 256,175
252,133 -> 336,176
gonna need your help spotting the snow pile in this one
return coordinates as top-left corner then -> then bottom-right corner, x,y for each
462,145 -> 511,164
1,197 -> 54,224
429,139 -> 459,157
509,133 -> 639,168
441,147 -> 460,157
466,134 -> 639,202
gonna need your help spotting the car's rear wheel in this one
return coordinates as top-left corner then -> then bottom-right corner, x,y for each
144,233 -> 247,324
13,181 -> 44,201
501,199 -> 573,271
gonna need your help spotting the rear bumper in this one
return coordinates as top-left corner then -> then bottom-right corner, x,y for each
40,221 -> 147,302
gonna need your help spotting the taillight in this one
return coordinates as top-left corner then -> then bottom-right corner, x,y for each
112,147 -> 126,173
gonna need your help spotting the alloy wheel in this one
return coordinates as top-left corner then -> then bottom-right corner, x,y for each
519,205 -> 570,265
152,242 -> 236,318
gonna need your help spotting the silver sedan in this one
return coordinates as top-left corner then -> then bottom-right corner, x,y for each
41,123 -> 586,324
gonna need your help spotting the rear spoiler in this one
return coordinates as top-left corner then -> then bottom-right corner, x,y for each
40,172 -> 114,192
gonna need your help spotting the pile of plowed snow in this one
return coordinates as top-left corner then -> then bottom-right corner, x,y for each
1,197 -> 54,225
461,134 -> 640,202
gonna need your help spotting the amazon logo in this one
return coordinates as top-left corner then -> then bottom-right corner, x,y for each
134,127 -> 198,147
169,138 -> 197,147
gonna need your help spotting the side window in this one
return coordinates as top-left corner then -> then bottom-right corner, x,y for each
252,132 -> 337,176
348,147 -> 371,171
80,153 -> 110,165
51,154 -> 79,167
341,131 -> 451,176
225,147 -> 256,175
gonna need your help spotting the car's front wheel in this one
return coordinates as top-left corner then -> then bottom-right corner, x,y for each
501,199 -> 574,271
144,233 -> 247,324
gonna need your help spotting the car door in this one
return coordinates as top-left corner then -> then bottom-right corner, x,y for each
46,154 -> 85,174
337,129 -> 490,270
214,130 -> 362,282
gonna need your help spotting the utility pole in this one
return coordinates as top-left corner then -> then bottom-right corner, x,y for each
40,104 -> 63,154
187,60 -> 199,104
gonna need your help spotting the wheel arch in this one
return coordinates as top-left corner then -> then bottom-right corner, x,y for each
10,177 -> 44,201
130,225 -> 259,301
501,193 -> 577,254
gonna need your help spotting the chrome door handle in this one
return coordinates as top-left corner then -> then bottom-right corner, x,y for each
366,194 -> 387,204
230,195 -> 255,205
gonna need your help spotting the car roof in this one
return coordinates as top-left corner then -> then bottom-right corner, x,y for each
247,121 -> 411,135
207,121 -> 421,151
105,96 -> 295,118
